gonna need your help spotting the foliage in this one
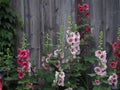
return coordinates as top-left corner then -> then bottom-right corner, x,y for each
39,1 -> 96,90
89,29 -> 120,90
0,0 -> 23,89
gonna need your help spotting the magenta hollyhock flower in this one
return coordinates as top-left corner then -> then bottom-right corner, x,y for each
17,58 -> 23,65
83,3 -> 89,10
18,49 -> 30,61
77,3 -> 81,9
22,61 -> 29,72
18,72 -> 24,79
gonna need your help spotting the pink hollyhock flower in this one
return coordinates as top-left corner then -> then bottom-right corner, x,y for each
54,61 -> 60,68
94,79 -> 101,85
18,72 -> 24,79
42,63 -> 49,70
94,67 -> 102,75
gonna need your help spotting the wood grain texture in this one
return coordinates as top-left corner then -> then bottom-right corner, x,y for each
11,0 -> 120,66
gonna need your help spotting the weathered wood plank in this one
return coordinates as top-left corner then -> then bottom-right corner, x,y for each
29,0 -> 41,67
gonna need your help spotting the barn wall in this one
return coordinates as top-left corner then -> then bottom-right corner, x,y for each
11,0 -> 76,67
11,0 -> 120,66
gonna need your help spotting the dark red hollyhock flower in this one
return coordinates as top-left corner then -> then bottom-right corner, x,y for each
79,7 -> 84,13
86,12 -> 90,18
77,16 -> 81,23
109,60 -> 118,69
112,42 -> 120,58
84,27 -> 91,34
118,73 -> 120,80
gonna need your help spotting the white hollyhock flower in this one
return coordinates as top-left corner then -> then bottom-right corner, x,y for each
94,67 -> 102,75
100,71 -> 107,77
112,73 -> 118,79
59,71 -> 65,79
94,79 -> 101,85
95,50 -> 102,57
65,87 -> 73,90
58,79 -> 64,86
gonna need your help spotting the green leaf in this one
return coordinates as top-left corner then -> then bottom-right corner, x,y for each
88,73 -> 96,77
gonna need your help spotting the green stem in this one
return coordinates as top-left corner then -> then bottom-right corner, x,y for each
80,77 -> 89,90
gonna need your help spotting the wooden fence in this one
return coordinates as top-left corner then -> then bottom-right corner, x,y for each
11,0 -> 120,67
